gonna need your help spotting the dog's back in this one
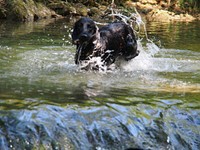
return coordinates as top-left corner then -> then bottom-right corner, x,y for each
99,22 -> 138,65
99,22 -> 135,50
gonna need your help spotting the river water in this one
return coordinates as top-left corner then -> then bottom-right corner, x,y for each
0,18 -> 200,150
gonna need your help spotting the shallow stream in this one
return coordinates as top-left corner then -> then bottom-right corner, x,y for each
0,18 -> 200,150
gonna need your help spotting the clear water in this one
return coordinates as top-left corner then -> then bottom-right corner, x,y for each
0,18 -> 200,150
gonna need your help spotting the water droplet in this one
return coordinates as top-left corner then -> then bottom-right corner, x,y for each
167,136 -> 170,143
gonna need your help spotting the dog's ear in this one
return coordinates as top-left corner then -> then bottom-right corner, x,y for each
72,24 -> 79,44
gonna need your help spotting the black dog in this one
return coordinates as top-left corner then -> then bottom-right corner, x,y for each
72,17 -> 139,69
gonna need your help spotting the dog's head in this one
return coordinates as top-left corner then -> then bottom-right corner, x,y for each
72,17 -> 98,65
72,17 -> 97,45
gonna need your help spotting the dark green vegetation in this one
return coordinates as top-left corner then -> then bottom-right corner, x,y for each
180,0 -> 200,12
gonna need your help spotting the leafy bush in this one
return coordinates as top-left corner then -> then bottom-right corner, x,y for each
179,0 -> 200,11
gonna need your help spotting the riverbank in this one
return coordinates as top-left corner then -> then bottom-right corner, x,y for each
125,0 -> 200,22
0,0 -> 199,22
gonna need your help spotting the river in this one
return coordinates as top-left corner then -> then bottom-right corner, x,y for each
0,18 -> 200,150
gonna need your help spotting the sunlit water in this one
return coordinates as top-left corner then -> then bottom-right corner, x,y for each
0,18 -> 200,150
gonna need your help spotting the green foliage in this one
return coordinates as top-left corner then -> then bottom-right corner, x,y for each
179,0 -> 200,11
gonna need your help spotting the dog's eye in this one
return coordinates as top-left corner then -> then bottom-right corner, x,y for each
87,24 -> 92,29
77,23 -> 83,29
77,23 -> 83,30
87,24 -> 96,33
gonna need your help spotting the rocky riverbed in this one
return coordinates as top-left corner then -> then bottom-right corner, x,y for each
125,0 -> 197,22
0,0 -> 199,22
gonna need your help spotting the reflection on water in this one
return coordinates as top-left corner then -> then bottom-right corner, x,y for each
0,19 -> 200,149
146,21 -> 200,52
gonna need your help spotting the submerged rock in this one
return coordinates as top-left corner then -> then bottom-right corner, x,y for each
1,103 -> 199,150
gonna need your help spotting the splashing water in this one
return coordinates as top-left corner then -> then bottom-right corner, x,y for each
119,40 -> 156,71
81,40 -> 160,72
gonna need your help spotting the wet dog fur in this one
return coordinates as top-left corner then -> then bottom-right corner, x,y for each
72,17 -> 139,70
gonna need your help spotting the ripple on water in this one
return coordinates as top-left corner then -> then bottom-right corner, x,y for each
0,104 -> 199,149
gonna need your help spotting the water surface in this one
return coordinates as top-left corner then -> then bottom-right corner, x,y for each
0,18 -> 200,150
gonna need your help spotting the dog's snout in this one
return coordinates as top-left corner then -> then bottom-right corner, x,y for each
80,33 -> 89,41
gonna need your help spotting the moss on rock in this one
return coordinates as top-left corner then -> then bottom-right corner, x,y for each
75,3 -> 89,16
6,0 -> 59,22
48,1 -> 76,16
146,9 -> 196,22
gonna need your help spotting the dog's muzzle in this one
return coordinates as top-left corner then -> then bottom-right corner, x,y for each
79,33 -> 90,42
75,42 -> 87,64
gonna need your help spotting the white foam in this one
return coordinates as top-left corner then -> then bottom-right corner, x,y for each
79,57 -> 106,71
118,40 -> 160,72
77,39 -> 163,73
